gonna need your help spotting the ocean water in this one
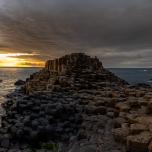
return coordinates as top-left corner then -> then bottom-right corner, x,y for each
0,68 -> 41,103
110,68 -> 152,85
0,68 -> 151,103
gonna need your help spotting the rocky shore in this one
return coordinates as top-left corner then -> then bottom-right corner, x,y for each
0,53 -> 151,152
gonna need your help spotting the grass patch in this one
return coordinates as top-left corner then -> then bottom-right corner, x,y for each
40,142 -> 59,152
28,142 -> 60,152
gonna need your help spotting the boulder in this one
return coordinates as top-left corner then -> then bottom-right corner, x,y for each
113,117 -> 127,128
147,100 -> 152,113
148,141 -> 152,152
115,102 -> 130,112
86,106 -> 106,115
128,97 -> 140,108
127,131 -> 152,152
14,80 -> 25,86
136,91 -> 145,97
112,127 -> 129,143
138,98 -> 148,106
0,134 -> 10,148
130,123 -> 148,134
134,116 -> 152,125
107,112 -> 114,118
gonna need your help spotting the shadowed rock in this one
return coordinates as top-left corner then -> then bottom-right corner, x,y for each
14,80 -> 25,86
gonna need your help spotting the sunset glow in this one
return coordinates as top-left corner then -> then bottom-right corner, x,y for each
0,53 -> 44,67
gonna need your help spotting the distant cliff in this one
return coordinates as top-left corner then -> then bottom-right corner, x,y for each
25,53 -> 128,94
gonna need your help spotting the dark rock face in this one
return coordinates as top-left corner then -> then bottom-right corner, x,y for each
14,80 -> 25,86
45,53 -> 104,73
1,91 -> 82,145
25,53 -> 128,94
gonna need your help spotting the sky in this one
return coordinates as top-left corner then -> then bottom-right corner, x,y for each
0,0 -> 152,67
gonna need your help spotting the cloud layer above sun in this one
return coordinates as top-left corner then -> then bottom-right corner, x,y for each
0,0 -> 152,67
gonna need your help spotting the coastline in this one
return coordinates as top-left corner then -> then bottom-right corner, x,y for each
0,53 -> 151,152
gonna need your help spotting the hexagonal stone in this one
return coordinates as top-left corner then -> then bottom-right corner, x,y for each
115,102 -> 130,112
130,123 -> 148,134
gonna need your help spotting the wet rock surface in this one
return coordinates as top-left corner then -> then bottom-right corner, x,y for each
0,53 -> 151,152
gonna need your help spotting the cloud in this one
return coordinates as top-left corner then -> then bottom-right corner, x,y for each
0,0 -> 152,67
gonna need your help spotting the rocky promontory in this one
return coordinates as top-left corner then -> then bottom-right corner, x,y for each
0,53 -> 151,152
25,53 -> 127,94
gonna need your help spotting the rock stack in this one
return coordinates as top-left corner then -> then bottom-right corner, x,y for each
25,53 -> 127,94
45,53 -> 104,73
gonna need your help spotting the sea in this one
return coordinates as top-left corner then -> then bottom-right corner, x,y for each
0,68 -> 152,104
0,68 -> 41,103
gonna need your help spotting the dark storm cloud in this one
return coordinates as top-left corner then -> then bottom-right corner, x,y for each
0,0 -> 152,67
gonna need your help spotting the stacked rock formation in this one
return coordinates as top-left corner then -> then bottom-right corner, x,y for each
45,53 -> 103,73
0,53 -> 151,152
25,53 -> 127,94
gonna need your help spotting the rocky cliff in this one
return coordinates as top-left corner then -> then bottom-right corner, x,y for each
25,53 -> 127,94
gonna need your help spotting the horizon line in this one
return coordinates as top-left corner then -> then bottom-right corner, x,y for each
0,67 -> 151,69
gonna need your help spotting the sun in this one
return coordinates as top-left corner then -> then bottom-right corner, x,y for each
0,53 -> 44,67
0,54 -> 20,67
0,57 -> 20,67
